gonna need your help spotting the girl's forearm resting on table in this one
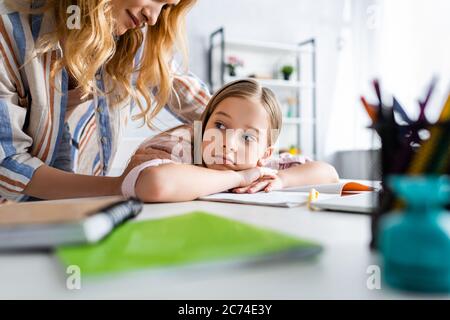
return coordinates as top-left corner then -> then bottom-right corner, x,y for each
23,165 -> 123,200
278,161 -> 339,188
135,164 -> 243,203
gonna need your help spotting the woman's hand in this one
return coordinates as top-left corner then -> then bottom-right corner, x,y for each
232,174 -> 285,194
236,167 -> 278,188
122,124 -> 193,179
121,147 -> 173,179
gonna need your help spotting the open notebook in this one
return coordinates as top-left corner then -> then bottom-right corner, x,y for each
199,181 -> 379,207
199,191 -> 311,208
0,196 -> 142,250
280,180 -> 380,195
198,191 -> 336,208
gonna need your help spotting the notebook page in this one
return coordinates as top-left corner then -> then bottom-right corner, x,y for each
199,191 -> 309,207
281,181 -> 376,195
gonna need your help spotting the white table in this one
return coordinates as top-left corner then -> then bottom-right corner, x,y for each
0,200 -> 446,299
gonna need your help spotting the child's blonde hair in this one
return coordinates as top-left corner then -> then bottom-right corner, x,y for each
200,79 -> 283,145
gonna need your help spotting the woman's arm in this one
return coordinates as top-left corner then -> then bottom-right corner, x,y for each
134,164 -> 275,203
166,69 -> 211,124
23,165 -> 123,200
0,56 -> 121,201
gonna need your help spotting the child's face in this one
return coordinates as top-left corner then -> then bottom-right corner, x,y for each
202,97 -> 274,171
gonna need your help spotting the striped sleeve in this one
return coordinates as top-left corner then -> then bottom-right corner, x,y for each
165,61 -> 211,124
0,52 -> 44,200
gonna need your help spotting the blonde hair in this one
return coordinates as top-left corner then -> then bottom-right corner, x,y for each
200,79 -> 282,145
5,0 -> 196,128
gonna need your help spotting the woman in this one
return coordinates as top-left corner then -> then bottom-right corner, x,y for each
0,0 -> 210,201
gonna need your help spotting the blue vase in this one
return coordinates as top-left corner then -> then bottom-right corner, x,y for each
379,175 -> 450,293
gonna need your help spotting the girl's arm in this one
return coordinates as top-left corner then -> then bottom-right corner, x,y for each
24,165 -> 123,200
278,161 -> 339,188
134,164 -> 275,203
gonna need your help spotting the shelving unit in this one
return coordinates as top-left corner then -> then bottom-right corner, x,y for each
208,27 -> 317,158
213,38 -> 315,55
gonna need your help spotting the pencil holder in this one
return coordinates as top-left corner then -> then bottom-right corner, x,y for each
370,120 -> 450,249
378,175 -> 450,293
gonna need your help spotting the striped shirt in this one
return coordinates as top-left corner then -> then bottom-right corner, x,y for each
0,3 -> 210,201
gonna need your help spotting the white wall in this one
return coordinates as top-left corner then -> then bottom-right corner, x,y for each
376,0 -> 450,121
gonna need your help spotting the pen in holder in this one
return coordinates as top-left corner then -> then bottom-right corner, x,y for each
361,79 -> 450,249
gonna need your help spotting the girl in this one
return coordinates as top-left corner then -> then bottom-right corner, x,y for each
0,0 -> 209,201
122,79 -> 339,202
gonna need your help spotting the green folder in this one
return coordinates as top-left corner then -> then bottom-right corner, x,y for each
57,211 -> 322,275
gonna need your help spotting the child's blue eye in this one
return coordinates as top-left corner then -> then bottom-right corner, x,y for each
242,134 -> 257,143
215,122 -> 226,130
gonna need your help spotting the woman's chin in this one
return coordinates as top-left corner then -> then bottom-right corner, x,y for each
114,25 -> 128,36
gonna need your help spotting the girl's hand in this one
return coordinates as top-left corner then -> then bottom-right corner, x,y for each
236,167 -> 278,188
232,174 -> 285,194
